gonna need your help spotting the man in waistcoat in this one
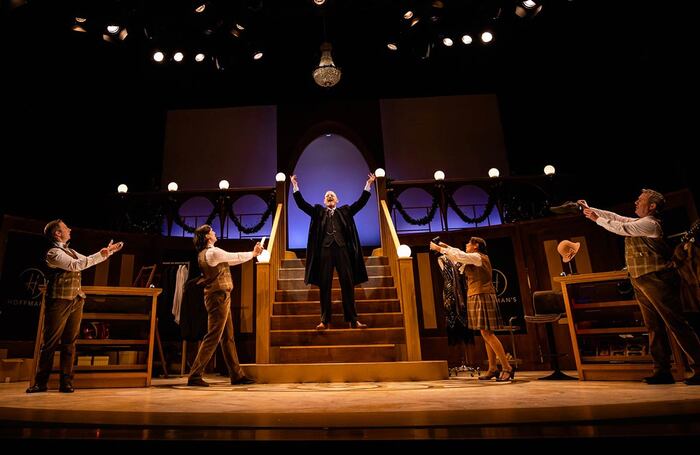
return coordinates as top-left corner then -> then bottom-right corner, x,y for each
290,173 -> 375,330
581,189 -> 700,385
187,225 -> 262,387
27,220 -> 123,393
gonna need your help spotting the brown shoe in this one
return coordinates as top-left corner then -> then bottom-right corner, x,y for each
231,376 -> 255,385
187,377 -> 210,387
316,322 -> 330,330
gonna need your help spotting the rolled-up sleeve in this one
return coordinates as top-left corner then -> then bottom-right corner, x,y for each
46,248 -> 106,272
594,213 -> 661,237
206,247 -> 254,267
441,247 -> 482,267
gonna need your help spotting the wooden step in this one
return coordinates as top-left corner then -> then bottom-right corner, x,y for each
279,265 -> 391,279
277,276 -> 394,290
276,287 -> 397,301
274,344 -> 399,363
242,361 -> 449,383
271,327 -> 405,346
271,313 -> 404,330
281,256 -> 388,268
273,299 -> 401,315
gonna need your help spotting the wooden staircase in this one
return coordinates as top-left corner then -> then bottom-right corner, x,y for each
250,181 -> 448,382
270,256 -> 407,364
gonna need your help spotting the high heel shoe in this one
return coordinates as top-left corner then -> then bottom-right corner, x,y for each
497,368 -> 515,382
478,369 -> 501,380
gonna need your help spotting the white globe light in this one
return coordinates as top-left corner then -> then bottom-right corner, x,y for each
173,52 -> 184,62
167,182 -> 178,192
397,244 -> 412,258
433,170 -> 445,181
275,172 -> 286,182
152,51 -> 164,62
374,168 -> 386,178
488,168 -> 500,178
257,250 -> 271,263
219,179 -> 230,190
544,165 -> 556,176
117,184 -> 128,193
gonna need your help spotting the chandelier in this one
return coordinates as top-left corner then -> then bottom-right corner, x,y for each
312,42 -> 341,88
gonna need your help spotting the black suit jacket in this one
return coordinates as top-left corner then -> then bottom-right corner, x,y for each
293,190 -> 370,286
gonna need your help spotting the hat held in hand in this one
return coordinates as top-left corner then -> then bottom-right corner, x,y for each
557,240 -> 580,263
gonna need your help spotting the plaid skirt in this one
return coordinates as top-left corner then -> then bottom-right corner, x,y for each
467,293 -> 504,330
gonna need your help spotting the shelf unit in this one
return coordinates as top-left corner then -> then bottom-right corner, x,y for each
32,286 -> 162,388
555,271 -> 685,381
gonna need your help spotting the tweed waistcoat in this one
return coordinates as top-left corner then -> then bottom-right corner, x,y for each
46,247 -> 84,300
198,248 -> 233,294
464,254 -> 495,296
625,235 -> 671,278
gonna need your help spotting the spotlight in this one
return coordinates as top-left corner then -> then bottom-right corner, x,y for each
488,168 -> 500,178
387,42 -> 398,51
173,52 -> 184,62
313,0 -> 326,5
195,53 -> 205,62
481,31 -> 494,43
403,10 -> 414,20
253,51 -> 264,60
117,184 -> 128,193
442,37 -> 453,47
461,34 -> 473,45
544,165 -> 556,176
515,1 -> 543,18
152,51 -> 165,62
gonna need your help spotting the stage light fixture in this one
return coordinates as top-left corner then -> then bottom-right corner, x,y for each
167,182 -> 178,191
397,244 -> 412,258
433,170 -> 445,181
374,168 -> 386,178
544,165 -> 556,176
117,184 -> 128,193
488,168 -> 500,178
275,172 -> 286,182
219,180 -> 230,190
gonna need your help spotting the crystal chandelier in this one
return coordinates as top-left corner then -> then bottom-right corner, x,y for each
312,42 -> 341,88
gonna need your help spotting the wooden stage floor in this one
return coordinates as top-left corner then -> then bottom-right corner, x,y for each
2,371 -> 700,448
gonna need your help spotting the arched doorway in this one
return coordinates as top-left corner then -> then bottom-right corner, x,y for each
288,134 -> 379,249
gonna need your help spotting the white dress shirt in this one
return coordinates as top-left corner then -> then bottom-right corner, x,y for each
46,242 -> 108,272
590,207 -> 662,238
440,246 -> 482,273
204,246 -> 254,267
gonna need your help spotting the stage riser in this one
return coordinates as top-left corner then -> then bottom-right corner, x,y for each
271,313 -> 404,330
277,276 -> 394,290
273,300 -> 401,315
273,345 -> 399,363
243,361 -> 449,383
271,328 -> 405,346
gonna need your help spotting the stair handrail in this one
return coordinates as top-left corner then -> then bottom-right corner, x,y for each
376,178 -> 422,361
255,180 -> 287,363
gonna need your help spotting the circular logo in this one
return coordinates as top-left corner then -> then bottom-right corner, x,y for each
20,268 -> 47,300
491,268 -> 508,297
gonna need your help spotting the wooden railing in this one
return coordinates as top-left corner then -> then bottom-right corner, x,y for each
255,202 -> 284,364
377,178 -> 422,361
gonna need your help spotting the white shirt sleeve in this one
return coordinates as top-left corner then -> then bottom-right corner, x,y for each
292,184 -> 299,192
441,247 -> 482,267
594,213 -> 662,238
590,207 -> 637,223
46,247 -> 106,272
364,182 -> 371,192
206,247 -> 254,267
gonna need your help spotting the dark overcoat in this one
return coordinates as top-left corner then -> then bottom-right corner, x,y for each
293,190 -> 370,286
